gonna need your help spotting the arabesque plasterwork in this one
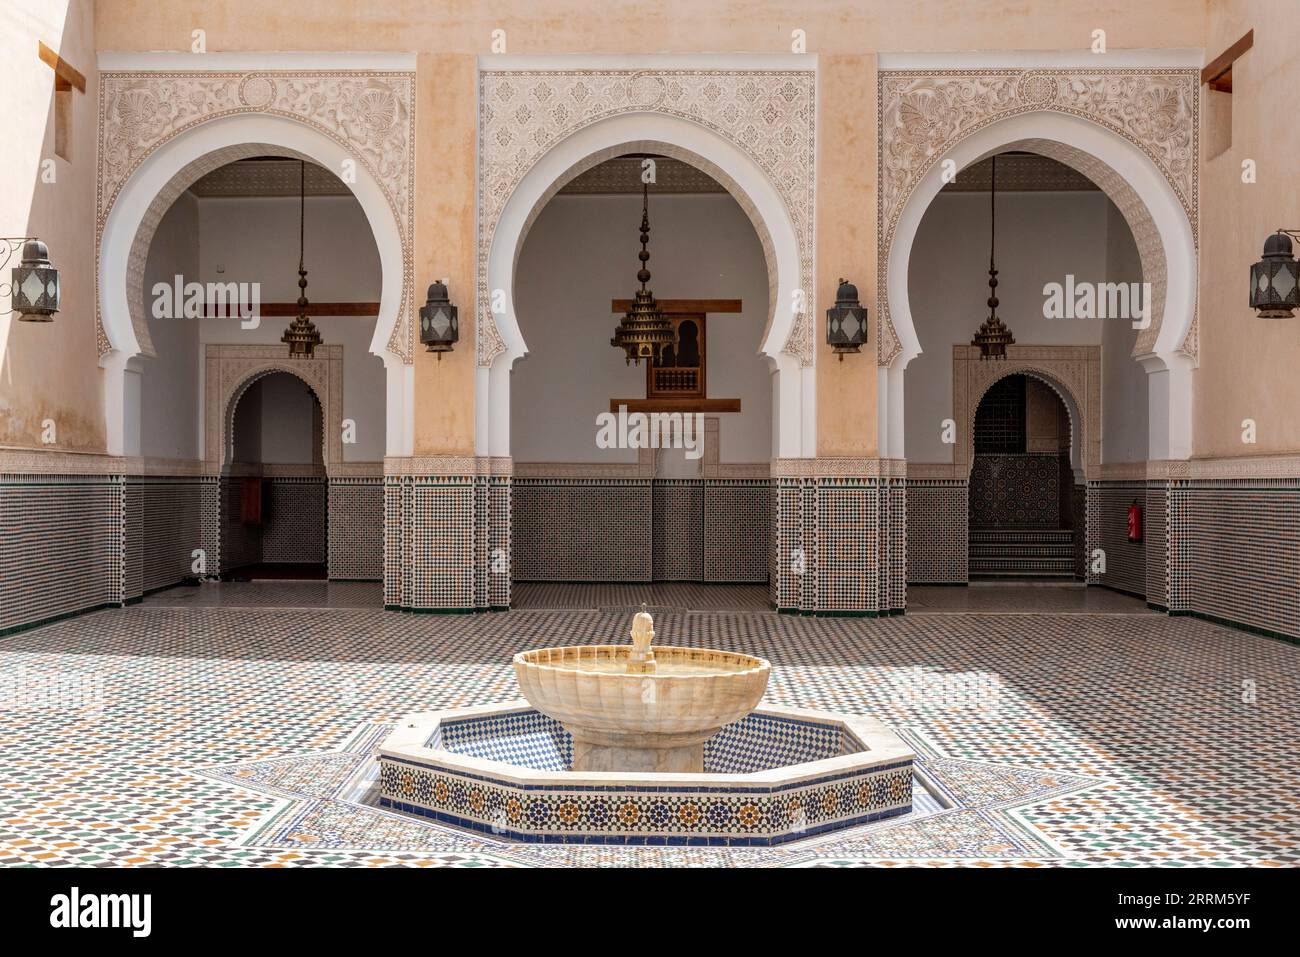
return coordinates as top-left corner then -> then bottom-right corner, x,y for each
951,344 -> 1101,481
96,71 -> 417,362
204,344 -> 344,474
877,69 -> 1199,367
478,69 -> 816,368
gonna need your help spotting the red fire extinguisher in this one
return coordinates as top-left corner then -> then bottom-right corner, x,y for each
1127,500 -> 1143,542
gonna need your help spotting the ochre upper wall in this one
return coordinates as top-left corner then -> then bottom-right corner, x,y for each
1195,0 -> 1300,458
93,1 -> 1206,54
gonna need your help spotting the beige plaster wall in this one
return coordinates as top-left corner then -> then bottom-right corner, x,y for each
1195,0 -> 1300,459
2,2 -> 1219,460
817,54 -> 878,457
0,0 -> 102,452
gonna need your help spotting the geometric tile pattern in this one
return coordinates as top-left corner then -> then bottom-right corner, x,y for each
0,474 -> 120,634
1087,481 -> 1147,598
1,584 -> 1296,866
327,479 -> 383,580
261,478 -> 327,565
906,480 -> 969,584
969,453 -> 1062,527
514,479 -> 768,584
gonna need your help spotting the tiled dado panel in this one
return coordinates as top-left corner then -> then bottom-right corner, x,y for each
384,475 -> 508,612
653,481 -> 702,582
1072,484 -> 1087,579
703,481 -> 769,584
135,478 -> 203,595
513,479 -> 769,584
512,480 -> 653,582
969,453 -> 1061,528
1087,482 -> 1147,598
906,480 -> 968,584
1172,480 -> 1300,639
770,476 -> 901,615
327,479 -> 383,580
262,479 -> 327,565
219,478 -> 261,573
0,475 -> 120,633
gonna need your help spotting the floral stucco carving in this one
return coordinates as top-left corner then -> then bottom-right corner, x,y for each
96,71 -> 417,362
877,69 -> 1199,367
477,69 -> 816,367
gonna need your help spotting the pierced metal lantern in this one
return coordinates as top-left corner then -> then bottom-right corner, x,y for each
826,278 -> 868,359
419,280 -> 459,358
10,240 -> 60,321
1250,230 -> 1300,319
611,182 -> 674,365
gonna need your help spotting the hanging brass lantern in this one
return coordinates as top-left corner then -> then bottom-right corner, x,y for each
610,181 -> 674,365
281,160 -> 322,358
971,154 -> 1015,360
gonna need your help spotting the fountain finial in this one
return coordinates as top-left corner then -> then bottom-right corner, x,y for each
627,604 -> 657,674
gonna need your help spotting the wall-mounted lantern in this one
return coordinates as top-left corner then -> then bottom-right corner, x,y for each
1250,229 -> 1300,319
826,278 -> 869,360
4,238 -> 61,321
419,280 -> 459,358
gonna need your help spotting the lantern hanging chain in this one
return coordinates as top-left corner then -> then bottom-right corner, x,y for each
297,159 -> 308,312
638,180 -> 652,291
987,154 -> 998,313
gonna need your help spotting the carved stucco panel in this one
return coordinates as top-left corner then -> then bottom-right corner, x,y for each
952,344 -> 1101,481
204,343 -> 344,473
477,69 -> 816,367
878,70 -> 1199,367
96,71 -> 417,362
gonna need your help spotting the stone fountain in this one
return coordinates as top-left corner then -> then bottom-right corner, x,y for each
377,608 -> 915,846
512,608 -> 770,772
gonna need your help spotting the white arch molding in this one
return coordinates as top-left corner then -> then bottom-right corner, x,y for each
98,113 -> 414,458
880,111 -> 1197,464
479,112 -> 814,461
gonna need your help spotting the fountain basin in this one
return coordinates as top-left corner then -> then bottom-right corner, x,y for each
376,702 -> 914,846
513,645 -> 770,772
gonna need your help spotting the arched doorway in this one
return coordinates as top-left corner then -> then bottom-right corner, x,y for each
508,153 -> 772,587
968,373 -> 1077,578
223,371 -> 328,579
480,113 -> 812,461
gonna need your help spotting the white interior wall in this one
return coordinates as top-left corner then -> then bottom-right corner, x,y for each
232,372 -> 319,464
1100,201 -> 1149,463
140,191 -> 201,459
904,188 -> 1147,463
511,192 -> 771,464
139,184 -> 386,464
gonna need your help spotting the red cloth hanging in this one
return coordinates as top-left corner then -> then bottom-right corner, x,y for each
241,478 -> 263,525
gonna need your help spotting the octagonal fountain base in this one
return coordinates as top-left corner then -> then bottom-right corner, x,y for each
377,701 -> 914,846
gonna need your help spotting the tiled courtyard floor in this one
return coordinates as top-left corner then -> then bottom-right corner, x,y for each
0,583 -> 1295,867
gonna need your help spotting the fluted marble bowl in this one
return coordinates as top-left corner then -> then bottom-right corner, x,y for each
512,645 -> 770,740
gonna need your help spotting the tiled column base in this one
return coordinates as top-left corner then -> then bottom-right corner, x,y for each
769,460 -> 905,616
384,457 -> 511,613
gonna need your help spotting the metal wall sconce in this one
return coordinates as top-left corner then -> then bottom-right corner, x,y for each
3,238 -> 61,320
826,278 -> 869,360
1250,229 -> 1300,319
419,280 -> 459,358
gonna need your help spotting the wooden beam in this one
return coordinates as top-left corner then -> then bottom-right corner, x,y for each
1201,29 -> 1253,88
610,298 -> 742,314
38,41 -> 86,93
609,398 -> 741,414
200,301 -> 380,318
